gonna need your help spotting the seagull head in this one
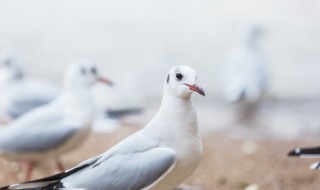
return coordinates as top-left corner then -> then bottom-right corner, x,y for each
64,59 -> 113,90
165,65 -> 205,99
242,24 -> 262,45
0,50 -> 24,81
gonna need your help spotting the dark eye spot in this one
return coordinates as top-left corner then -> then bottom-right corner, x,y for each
91,67 -> 97,75
166,74 -> 170,84
4,60 -> 11,67
175,72 -> 183,81
81,67 -> 86,75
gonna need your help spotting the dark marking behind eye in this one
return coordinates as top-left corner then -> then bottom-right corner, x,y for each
91,67 -> 97,75
166,74 -> 170,84
175,73 -> 183,81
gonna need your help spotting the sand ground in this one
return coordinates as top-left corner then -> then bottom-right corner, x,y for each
0,126 -> 319,190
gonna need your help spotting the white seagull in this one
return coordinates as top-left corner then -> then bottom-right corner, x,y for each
0,50 -> 61,121
288,146 -> 320,170
223,25 -> 268,123
223,25 -> 268,103
0,60 -> 113,181
1,65 -> 205,190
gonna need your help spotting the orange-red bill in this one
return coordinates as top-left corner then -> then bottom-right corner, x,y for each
184,83 -> 205,96
97,76 -> 113,86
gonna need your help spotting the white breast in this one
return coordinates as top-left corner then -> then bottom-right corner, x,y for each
151,135 -> 202,190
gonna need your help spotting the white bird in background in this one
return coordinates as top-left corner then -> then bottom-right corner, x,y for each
0,60 -> 113,181
0,50 -> 140,130
1,65 -> 205,190
223,25 -> 268,123
288,146 -> 320,170
0,50 -> 61,121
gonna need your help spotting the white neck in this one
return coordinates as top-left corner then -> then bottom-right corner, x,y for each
144,88 -> 199,138
159,91 -> 192,116
58,87 -> 95,125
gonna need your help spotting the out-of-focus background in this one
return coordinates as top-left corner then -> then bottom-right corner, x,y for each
1,0 -> 320,189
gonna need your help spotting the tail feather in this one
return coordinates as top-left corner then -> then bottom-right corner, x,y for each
0,181 -> 62,190
0,163 -> 89,190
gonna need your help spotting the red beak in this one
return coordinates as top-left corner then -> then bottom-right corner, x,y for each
97,76 -> 113,86
184,83 -> 205,96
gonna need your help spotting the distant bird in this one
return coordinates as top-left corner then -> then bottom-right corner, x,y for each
0,50 -> 61,121
0,60 -> 113,181
92,108 -> 144,134
0,65 -> 205,190
105,108 -> 143,119
0,50 -> 142,126
288,146 -> 320,170
223,25 -> 268,123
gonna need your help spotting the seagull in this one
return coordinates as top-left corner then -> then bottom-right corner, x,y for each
1,65 -> 205,190
0,59 -> 113,181
0,50 -> 61,121
288,146 -> 320,170
223,24 -> 268,123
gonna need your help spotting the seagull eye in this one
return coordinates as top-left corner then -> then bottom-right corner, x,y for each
91,67 -> 97,75
175,73 -> 183,81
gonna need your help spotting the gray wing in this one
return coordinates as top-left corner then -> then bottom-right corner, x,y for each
5,79 -> 60,118
62,147 -> 176,190
0,120 -> 79,152
7,98 -> 54,118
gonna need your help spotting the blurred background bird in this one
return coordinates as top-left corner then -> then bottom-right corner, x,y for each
0,50 -> 60,122
223,24 -> 268,126
0,50 -> 143,132
92,105 -> 143,134
288,146 -> 320,170
0,60 -> 113,181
